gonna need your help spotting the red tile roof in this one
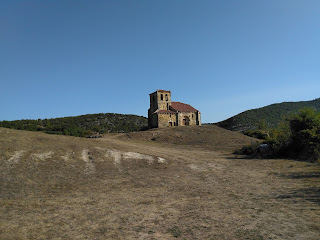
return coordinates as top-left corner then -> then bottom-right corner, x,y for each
155,109 -> 176,114
170,102 -> 198,112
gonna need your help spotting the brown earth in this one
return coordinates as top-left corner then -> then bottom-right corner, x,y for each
0,126 -> 319,239
119,125 -> 261,152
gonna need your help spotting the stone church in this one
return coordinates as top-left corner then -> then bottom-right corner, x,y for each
148,90 -> 201,128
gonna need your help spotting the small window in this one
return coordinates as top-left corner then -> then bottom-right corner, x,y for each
167,103 -> 169,110
161,94 -> 163,100
165,94 -> 168,101
192,114 -> 194,118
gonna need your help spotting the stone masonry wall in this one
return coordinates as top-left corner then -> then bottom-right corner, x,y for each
197,112 -> 201,126
158,113 -> 177,128
177,112 -> 199,126
148,111 -> 158,128
157,91 -> 171,111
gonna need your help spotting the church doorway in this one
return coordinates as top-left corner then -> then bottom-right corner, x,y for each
183,116 -> 190,126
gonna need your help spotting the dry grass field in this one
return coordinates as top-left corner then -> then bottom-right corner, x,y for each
0,126 -> 319,239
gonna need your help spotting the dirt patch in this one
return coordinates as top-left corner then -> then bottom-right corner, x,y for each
31,151 -> 54,161
61,150 -> 75,162
81,149 -> 95,175
97,148 -> 167,171
106,149 -> 122,170
7,150 -> 26,164
123,151 -> 155,164
157,157 -> 166,163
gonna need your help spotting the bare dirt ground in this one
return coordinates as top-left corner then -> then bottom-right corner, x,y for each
0,126 -> 319,239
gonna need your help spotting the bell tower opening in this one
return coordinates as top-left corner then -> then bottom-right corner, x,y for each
154,90 -> 171,110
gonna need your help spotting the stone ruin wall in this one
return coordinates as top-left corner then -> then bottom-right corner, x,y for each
157,113 -> 177,128
177,112 -> 201,126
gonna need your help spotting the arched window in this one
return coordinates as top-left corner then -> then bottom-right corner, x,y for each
165,94 -> 168,101
161,94 -> 163,100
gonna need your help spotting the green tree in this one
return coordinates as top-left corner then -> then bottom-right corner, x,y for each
258,119 -> 267,130
288,108 -> 320,161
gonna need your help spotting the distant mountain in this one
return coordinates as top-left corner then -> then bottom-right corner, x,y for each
0,113 -> 148,137
216,98 -> 320,132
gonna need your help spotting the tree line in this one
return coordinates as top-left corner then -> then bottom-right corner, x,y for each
0,113 -> 148,137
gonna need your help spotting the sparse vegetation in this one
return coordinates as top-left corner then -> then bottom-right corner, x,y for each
243,119 -> 270,140
0,113 -> 148,137
217,98 -> 320,131
167,226 -> 182,238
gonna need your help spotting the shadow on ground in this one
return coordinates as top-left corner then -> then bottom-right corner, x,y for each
274,171 -> 320,205
277,172 -> 320,179
276,187 -> 320,205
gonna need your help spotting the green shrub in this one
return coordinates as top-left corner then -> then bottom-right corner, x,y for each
236,108 -> 320,162
244,129 -> 269,140
287,108 -> 320,161
234,142 -> 260,156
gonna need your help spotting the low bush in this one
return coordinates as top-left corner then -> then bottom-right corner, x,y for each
244,129 -> 269,140
236,108 -> 320,162
234,143 -> 260,156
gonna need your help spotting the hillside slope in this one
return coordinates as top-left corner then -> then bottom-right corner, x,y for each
119,125 -> 260,152
1,127 -> 319,239
216,98 -> 320,131
0,113 -> 148,137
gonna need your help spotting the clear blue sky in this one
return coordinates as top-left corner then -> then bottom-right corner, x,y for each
1,0 -> 319,123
